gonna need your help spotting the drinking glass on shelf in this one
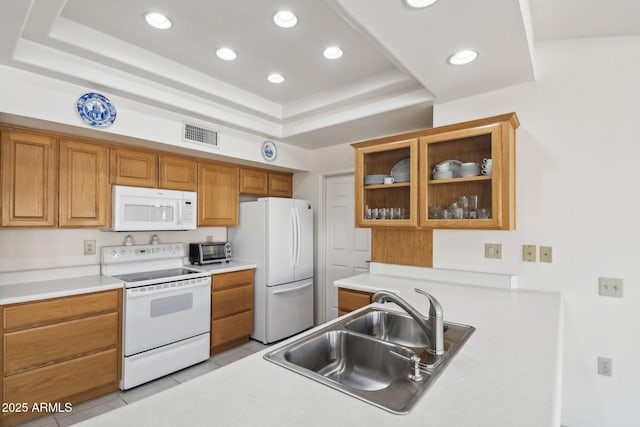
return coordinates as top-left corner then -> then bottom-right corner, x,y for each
394,208 -> 402,219
469,195 -> 479,211
478,208 -> 491,219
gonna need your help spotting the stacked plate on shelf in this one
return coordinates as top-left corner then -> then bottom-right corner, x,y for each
390,158 -> 410,182
460,162 -> 480,177
364,174 -> 387,185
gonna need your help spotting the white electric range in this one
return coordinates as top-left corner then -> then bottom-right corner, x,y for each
101,243 -> 211,390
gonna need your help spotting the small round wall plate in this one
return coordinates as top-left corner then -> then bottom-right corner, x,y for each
76,92 -> 117,127
262,140 -> 277,162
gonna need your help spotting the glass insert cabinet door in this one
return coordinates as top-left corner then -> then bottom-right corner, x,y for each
353,137 -> 418,228
419,113 -> 518,230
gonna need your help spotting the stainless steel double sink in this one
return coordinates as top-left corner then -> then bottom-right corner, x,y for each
264,306 -> 475,414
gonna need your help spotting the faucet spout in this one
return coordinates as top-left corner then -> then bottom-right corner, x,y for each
372,288 -> 445,356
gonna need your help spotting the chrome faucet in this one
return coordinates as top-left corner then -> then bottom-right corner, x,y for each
372,288 -> 445,356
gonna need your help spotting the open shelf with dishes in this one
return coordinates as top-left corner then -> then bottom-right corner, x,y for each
354,137 -> 418,227
419,113 -> 519,229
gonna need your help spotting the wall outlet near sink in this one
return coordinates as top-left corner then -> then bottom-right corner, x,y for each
83,240 -> 96,256
597,357 -> 612,376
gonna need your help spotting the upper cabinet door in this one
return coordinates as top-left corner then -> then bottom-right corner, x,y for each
59,139 -> 110,228
159,155 -> 197,191
110,147 -> 158,188
198,161 -> 238,226
1,130 -> 58,227
239,168 -> 268,196
418,113 -> 518,230
353,137 -> 418,228
268,172 -> 293,198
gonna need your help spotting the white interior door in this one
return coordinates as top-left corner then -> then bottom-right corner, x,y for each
324,174 -> 370,321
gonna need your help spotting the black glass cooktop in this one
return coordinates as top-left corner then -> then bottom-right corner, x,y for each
113,268 -> 201,283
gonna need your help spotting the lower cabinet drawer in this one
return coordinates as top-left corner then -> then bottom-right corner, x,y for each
211,310 -> 253,348
4,313 -> 118,374
338,288 -> 373,313
212,285 -> 253,320
2,290 -> 120,331
3,348 -> 119,409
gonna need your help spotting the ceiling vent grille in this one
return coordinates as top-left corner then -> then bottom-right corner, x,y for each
183,122 -> 218,148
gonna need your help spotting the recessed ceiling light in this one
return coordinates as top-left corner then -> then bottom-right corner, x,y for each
323,46 -> 343,60
273,10 -> 297,28
216,47 -> 237,61
144,12 -> 172,30
267,73 -> 285,84
448,49 -> 479,65
405,0 -> 439,8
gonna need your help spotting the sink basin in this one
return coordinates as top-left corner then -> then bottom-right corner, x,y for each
264,307 -> 475,414
345,309 -> 431,347
284,330 -> 415,391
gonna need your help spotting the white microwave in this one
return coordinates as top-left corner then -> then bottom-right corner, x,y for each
112,185 -> 197,231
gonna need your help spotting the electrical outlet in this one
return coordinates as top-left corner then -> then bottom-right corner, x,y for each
522,245 -> 536,262
83,240 -> 96,256
485,243 -> 502,259
597,357 -> 612,376
205,235 -> 214,242
599,277 -> 623,298
540,246 -> 553,263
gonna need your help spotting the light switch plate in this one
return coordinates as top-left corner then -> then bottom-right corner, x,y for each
522,245 -> 536,262
540,246 -> 553,263
599,277 -> 623,298
485,243 -> 502,259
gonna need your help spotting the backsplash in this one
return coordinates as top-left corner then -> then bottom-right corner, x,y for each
0,227 -> 227,273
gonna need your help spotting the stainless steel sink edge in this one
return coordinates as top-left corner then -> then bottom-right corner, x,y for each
263,307 -> 475,414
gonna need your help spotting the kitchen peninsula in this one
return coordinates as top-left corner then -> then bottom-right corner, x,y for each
73,264 -> 562,427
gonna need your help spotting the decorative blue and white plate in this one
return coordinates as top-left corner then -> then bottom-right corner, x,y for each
76,92 -> 117,128
262,140 -> 277,162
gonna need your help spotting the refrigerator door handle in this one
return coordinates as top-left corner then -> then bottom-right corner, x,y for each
272,281 -> 313,295
294,207 -> 301,267
290,208 -> 298,268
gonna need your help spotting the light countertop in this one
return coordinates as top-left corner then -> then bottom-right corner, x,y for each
0,261 -> 257,305
0,274 -> 123,305
74,268 -> 563,427
187,260 -> 257,274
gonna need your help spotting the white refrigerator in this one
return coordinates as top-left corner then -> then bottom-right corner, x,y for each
229,197 -> 314,344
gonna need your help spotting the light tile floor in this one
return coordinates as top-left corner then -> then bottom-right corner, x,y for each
17,340 -> 271,427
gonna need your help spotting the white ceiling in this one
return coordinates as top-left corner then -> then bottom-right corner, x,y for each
1,0 -> 639,149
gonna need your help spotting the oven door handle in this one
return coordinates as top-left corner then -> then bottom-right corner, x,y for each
126,280 -> 210,298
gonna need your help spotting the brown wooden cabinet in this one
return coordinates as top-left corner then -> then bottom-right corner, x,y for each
210,269 -> 254,355
268,172 -> 293,198
239,168 -> 268,196
0,290 -> 122,426
198,161 -> 238,226
1,130 -> 58,227
239,168 -> 293,198
419,113 -> 518,230
353,112 -> 518,231
159,155 -> 197,191
353,137 -> 418,228
337,288 -> 373,317
110,147 -> 158,188
59,139 -> 110,228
